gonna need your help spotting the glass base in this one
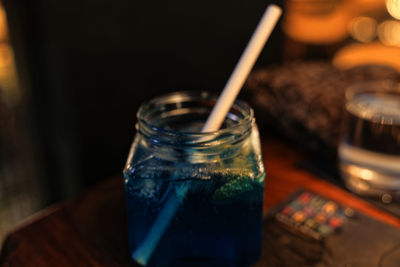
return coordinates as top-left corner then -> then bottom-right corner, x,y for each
341,163 -> 400,203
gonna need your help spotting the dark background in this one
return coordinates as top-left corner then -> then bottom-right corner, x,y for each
3,0 -> 284,203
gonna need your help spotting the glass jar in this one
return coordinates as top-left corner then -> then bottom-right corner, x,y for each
123,91 -> 265,267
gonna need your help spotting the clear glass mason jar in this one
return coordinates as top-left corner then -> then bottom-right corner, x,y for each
123,91 -> 265,267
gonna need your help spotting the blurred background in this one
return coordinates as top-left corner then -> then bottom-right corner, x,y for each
1,0 -> 400,244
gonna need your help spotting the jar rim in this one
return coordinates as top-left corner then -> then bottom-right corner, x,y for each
345,80 -> 400,101
136,90 -> 254,138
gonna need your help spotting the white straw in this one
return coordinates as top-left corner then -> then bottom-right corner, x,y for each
202,4 -> 282,132
132,4 -> 282,265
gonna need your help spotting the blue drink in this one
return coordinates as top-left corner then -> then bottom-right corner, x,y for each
124,92 -> 265,266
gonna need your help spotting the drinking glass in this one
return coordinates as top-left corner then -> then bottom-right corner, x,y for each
123,91 -> 265,267
339,81 -> 400,201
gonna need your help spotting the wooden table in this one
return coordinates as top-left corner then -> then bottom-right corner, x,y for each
1,138 -> 400,266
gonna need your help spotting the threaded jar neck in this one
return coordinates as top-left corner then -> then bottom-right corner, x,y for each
136,91 -> 254,160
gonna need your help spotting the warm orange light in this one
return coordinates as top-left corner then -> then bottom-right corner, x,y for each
283,1 -> 355,44
387,0 -> 400,20
0,43 -> 13,68
0,5 -> 20,107
378,20 -> 400,46
282,0 -> 388,45
349,16 -> 377,43
0,7 -> 8,42
333,42 -> 400,72
352,0 -> 386,12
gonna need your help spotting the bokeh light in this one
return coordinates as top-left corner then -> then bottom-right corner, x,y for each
387,0 -> 400,20
349,16 -> 377,43
378,20 -> 400,46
